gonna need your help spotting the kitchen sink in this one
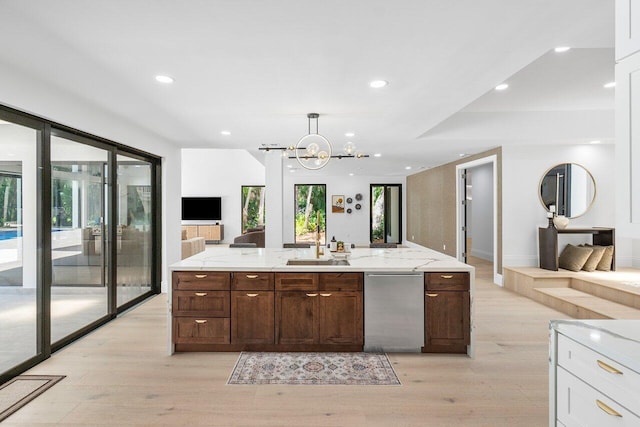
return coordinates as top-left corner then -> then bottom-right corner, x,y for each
286,259 -> 350,266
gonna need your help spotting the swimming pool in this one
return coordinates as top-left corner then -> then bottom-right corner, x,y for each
0,229 -> 22,240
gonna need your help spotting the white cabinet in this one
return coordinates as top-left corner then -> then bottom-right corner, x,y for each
550,320 -> 640,426
616,0 -> 640,60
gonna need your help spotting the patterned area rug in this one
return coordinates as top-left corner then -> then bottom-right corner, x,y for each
227,352 -> 401,385
0,375 -> 65,422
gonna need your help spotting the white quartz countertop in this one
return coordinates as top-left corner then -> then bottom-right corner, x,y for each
551,319 -> 640,373
170,246 -> 474,273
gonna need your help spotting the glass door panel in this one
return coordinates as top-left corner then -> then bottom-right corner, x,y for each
116,155 -> 152,307
370,184 -> 402,244
0,121 -> 38,374
50,136 -> 109,343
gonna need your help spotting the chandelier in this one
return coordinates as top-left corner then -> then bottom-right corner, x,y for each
259,113 -> 368,170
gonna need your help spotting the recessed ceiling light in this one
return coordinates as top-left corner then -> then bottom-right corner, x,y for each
495,83 -> 509,91
405,166 -> 412,170
349,173 -> 354,176
345,132 -> 355,137
220,130 -> 231,136
286,164 -> 293,168
155,75 -> 174,84
459,153 -> 468,157
590,140 -> 601,144
554,46 -> 571,53
370,80 -> 388,88
603,82 -> 616,88
373,153 -> 382,158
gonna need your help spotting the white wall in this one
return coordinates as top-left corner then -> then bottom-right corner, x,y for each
502,144 -> 617,267
0,63 -> 182,292
469,162 -> 494,261
181,149 -> 265,242
282,174 -> 406,246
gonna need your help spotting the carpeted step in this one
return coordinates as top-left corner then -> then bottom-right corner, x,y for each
534,287 -> 640,320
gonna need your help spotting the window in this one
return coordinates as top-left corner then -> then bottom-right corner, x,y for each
370,184 -> 402,244
294,184 -> 326,244
241,186 -> 265,233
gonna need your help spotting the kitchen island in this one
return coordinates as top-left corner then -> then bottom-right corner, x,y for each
169,246 -> 475,356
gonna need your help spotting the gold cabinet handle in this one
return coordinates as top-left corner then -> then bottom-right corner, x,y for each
597,360 -> 623,375
246,274 -> 259,279
320,293 -> 332,297
194,292 -> 207,297
426,293 -> 438,297
194,319 -> 207,324
246,293 -> 259,297
440,275 -> 453,279
194,274 -> 207,279
596,399 -> 622,417
306,293 -> 318,297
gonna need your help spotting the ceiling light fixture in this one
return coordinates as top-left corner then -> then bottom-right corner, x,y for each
495,83 -> 509,91
257,113 -> 369,170
373,153 -> 382,158
554,46 -> 571,53
590,140 -> 601,144
370,80 -> 388,88
405,166 -> 412,170
155,75 -> 174,84
220,130 -> 231,136
603,82 -> 616,88
345,132 -> 355,137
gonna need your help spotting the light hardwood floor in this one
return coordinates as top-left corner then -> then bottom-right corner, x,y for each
5,258 -> 568,426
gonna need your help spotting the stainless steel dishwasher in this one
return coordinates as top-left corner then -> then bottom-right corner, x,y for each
364,272 -> 424,352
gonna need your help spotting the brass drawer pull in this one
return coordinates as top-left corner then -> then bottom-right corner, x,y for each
194,292 -> 207,297
246,274 -> 259,279
440,275 -> 453,279
194,274 -> 207,279
597,360 -> 623,375
596,399 -> 622,417
194,319 -> 207,324
246,293 -> 259,297
426,293 -> 438,297
306,293 -> 318,297
320,293 -> 332,297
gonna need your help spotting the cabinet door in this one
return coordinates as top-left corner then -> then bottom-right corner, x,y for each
276,291 -> 318,344
231,291 -> 274,344
318,291 -> 363,345
425,290 -> 470,349
198,225 -> 220,241
182,226 -> 198,240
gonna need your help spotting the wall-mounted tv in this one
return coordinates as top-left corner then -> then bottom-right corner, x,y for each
181,197 -> 222,221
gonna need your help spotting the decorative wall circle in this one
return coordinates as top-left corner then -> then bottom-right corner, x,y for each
355,203 -> 361,210
346,208 -> 352,214
355,193 -> 363,201
346,197 -> 353,204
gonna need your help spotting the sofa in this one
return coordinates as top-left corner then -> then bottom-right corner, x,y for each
233,226 -> 265,248
181,229 -> 206,259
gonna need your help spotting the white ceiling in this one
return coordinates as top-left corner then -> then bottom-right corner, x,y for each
0,1 -> 615,176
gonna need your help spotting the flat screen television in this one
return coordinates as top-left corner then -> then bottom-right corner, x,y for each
181,197 -> 222,221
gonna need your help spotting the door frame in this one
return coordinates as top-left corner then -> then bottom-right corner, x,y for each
455,155 -> 500,285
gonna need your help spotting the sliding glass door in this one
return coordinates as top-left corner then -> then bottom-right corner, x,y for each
0,119 -> 39,375
50,135 -> 110,343
370,184 -> 402,244
116,154 -> 153,307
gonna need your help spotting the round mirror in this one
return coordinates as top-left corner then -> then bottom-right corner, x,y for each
539,163 -> 596,218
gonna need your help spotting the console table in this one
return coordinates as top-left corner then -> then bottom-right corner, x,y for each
538,227 -> 615,271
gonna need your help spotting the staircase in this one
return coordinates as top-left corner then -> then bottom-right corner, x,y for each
503,267 -> 640,319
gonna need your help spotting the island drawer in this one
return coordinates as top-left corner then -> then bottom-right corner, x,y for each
318,272 -> 363,291
425,272 -> 469,291
173,272 -> 230,291
232,272 -> 274,291
173,317 -> 230,344
172,290 -> 230,317
275,273 -> 317,291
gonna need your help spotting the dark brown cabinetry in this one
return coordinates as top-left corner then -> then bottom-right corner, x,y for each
172,271 -> 231,346
172,270 -> 363,352
231,272 -> 274,345
422,272 -> 470,354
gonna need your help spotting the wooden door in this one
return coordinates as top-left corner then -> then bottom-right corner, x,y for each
425,290 -> 470,349
318,291 -> 363,345
275,291 -> 318,344
231,291 -> 274,344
